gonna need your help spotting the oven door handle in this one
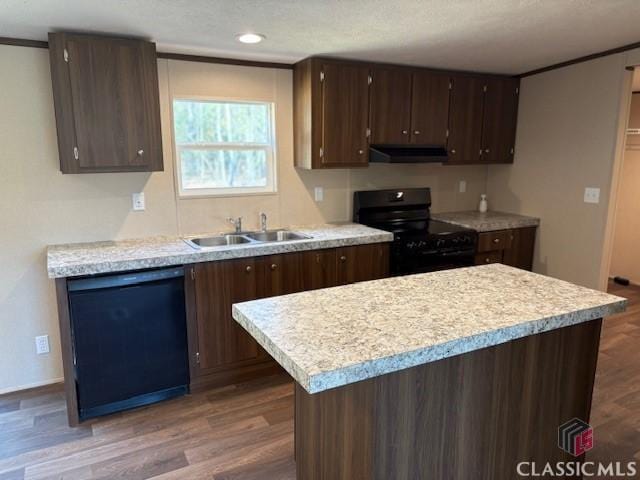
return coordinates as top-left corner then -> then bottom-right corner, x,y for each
439,248 -> 476,257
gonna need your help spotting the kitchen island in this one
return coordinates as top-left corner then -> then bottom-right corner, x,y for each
232,264 -> 626,479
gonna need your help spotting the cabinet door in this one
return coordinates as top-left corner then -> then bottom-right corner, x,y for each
258,253 -> 305,298
447,75 -> 484,164
475,251 -> 504,266
502,227 -> 536,271
369,68 -> 413,144
336,244 -> 390,285
193,259 -> 260,371
320,62 -> 370,167
410,72 -> 451,145
50,33 -> 162,173
480,77 -> 519,164
301,249 -> 338,290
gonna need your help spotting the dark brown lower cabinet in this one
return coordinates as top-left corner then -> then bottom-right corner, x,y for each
188,243 -> 390,390
475,227 -> 537,271
191,258 -> 260,373
295,320 -> 602,479
336,243 -> 390,285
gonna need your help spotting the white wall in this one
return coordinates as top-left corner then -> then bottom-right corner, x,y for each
486,54 -> 630,289
0,46 -> 179,393
0,46 -> 484,393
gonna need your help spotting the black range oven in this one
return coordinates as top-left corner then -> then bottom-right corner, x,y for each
353,188 -> 477,275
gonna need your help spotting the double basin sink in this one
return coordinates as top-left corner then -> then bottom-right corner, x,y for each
185,229 -> 311,249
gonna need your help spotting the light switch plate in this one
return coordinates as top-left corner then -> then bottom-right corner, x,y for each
459,180 -> 467,193
584,187 -> 600,204
35,335 -> 50,355
314,187 -> 324,202
132,192 -> 145,211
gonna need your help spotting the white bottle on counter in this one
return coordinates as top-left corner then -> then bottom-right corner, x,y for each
479,194 -> 488,213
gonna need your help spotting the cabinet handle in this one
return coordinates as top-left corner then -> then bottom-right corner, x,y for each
402,130 -> 409,135
358,149 -> 364,155
485,257 -> 491,263
270,263 -> 278,270
137,149 -> 144,156
340,255 -> 347,262
245,265 -> 252,273
484,148 -> 490,153
413,130 -> 421,135
450,149 -> 456,154
493,238 -> 500,244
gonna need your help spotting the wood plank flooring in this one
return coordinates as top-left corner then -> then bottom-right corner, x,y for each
0,281 -> 637,479
588,282 -> 640,467
0,375 -> 295,479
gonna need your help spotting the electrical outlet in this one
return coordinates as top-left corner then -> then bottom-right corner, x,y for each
132,192 -> 145,211
584,187 -> 600,204
314,187 -> 324,202
35,335 -> 50,355
459,180 -> 467,193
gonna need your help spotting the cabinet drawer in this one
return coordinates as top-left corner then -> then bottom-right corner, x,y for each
475,251 -> 503,265
477,230 -> 512,252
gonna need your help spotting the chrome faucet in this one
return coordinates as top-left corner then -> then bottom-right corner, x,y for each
227,216 -> 242,233
259,212 -> 268,232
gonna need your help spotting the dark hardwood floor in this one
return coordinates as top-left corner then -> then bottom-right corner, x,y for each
588,281 -> 640,468
0,281 -> 637,479
0,375 -> 295,479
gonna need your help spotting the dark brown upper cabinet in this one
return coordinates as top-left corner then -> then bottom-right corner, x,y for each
293,56 -> 519,169
294,58 -> 370,169
369,68 -> 413,144
447,75 -> 485,164
410,71 -> 451,146
480,77 -> 519,164
369,69 -> 451,146
49,33 -> 163,174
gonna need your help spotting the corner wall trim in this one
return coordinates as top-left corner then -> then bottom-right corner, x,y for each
156,52 -> 293,70
4,34 -> 637,78
520,41 -> 640,78
0,36 -> 48,49
0,35 -> 295,70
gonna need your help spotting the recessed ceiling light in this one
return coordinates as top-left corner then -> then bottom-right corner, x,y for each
237,33 -> 265,44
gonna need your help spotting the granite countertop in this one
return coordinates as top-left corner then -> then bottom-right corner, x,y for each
232,264 -> 626,394
432,210 -> 540,232
47,224 -> 393,278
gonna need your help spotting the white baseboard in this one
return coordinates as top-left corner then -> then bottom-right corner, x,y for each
0,377 -> 64,396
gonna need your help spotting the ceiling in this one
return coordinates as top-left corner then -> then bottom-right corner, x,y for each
3,0 -> 640,74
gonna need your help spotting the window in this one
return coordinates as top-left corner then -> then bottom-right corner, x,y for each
172,98 -> 277,196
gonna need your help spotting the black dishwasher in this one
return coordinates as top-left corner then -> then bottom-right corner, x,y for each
67,267 -> 189,421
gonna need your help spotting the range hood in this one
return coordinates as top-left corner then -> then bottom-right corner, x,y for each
369,144 -> 448,163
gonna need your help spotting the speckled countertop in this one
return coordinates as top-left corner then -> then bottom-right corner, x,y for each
432,210 -> 540,232
233,264 -> 626,394
47,224 -> 393,278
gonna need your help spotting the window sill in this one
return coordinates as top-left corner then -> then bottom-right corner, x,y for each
177,190 -> 278,200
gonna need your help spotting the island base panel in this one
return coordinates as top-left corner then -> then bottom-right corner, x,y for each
295,319 -> 602,480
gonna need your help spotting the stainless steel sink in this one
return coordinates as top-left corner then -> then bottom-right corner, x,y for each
185,229 -> 311,249
186,234 -> 253,248
245,230 -> 311,242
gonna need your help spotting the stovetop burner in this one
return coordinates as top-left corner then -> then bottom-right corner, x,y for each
372,219 -> 474,236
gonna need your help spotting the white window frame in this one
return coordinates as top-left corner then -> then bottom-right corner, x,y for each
171,96 -> 278,198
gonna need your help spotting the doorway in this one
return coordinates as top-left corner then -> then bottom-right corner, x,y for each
608,68 -> 640,286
